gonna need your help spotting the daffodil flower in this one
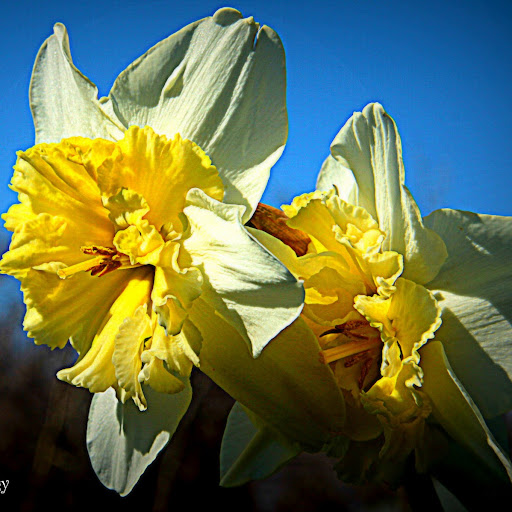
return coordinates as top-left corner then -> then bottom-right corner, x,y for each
0,8 -> 311,495
221,103 -> 512,500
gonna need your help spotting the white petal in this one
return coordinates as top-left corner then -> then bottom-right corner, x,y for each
425,208 -> 512,417
86,384 -> 192,496
30,24 -> 124,143
316,103 -> 447,284
107,8 -> 287,220
421,341 -> 512,482
316,153 -> 358,206
220,402 -> 300,487
182,188 -> 304,357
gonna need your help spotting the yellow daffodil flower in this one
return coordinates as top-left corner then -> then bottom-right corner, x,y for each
0,8 -> 336,496
220,103 -> 512,501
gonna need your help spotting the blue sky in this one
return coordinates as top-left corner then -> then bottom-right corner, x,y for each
1,0 -> 511,224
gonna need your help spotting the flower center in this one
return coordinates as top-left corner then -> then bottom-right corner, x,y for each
57,245 -> 140,279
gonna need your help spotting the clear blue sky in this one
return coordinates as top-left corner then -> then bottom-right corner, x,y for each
1,0 -> 511,224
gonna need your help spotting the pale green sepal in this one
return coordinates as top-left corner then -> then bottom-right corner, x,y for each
432,479 -> 469,512
107,8 -> 287,221
316,103 -> 447,284
183,188 -> 304,357
421,340 -> 512,483
30,23 -> 125,143
193,302 -> 346,450
220,402 -> 300,487
86,383 -> 192,496
425,208 -> 512,417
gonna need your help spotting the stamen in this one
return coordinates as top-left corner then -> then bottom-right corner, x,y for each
90,259 -> 122,277
57,256 -> 106,279
82,246 -> 117,256
344,350 -> 370,368
57,245 -> 139,279
320,320 -> 367,338
319,337 -> 382,364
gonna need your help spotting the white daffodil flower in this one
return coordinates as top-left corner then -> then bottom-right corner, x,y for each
221,103 -> 512,506
0,8 -> 309,496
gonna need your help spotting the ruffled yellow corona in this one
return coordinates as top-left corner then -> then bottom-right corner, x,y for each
1,126 -> 224,410
252,188 -> 442,463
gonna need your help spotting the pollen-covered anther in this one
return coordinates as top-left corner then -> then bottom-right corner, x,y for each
57,245 -> 138,279
318,320 -> 382,365
320,320 -> 368,339
82,246 -> 117,257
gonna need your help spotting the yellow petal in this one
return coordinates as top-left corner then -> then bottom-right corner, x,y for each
386,278 -> 442,361
150,242 -> 203,335
282,190 -> 400,296
97,126 -> 224,230
353,278 -> 442,460
1,214 -> 72,278
325,192 -> 379,236
283,191 -> 341,253
113,219 -> 165,266
355,278 -> 441,364
142,317 -> 202,377
16,262 -> 137,353
65,137 -> 116,181
139,317 -> 202,396
362,360 -> 432,461
302,264 -> 366,326
102,188 -> 150,231
294,250 -> 351,282
113,304 -> 153,410
139,356 -> 185,395
5,139 -> 113,240
152,264 -> 203,312
364,250 -> 403,297
57,268 -> 153,393
354,293 -> 393,338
